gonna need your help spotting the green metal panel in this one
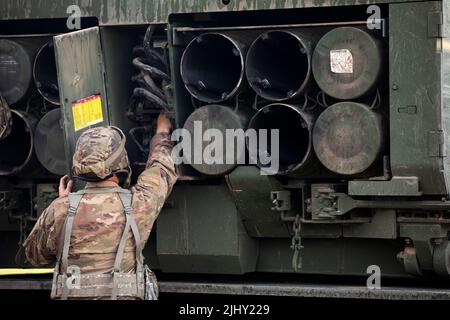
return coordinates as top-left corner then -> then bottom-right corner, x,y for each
256,238 -> 407,276
226,166 -> 291,238
156,184 -> 259,274
0,0 -> 427,25
343,209 -> 397,239
348,177 -> 422,196
54,27 -> 109,170
389,1 -> 447,195
99,26 -> 142,164
100,27 -> 134,129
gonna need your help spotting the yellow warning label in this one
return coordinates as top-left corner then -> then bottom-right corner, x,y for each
72,94 -> 104,131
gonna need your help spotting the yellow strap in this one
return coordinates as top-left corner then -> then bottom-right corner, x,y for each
0,268 -> 54,276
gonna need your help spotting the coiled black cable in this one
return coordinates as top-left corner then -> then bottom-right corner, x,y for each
128,24 -> 172,124
143,25 -> 168,70
132,57 -> 170,81
131,72 -> 165,100
131,87 -> 168,111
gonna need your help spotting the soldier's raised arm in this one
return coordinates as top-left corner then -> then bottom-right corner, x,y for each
132,113 -> 177,211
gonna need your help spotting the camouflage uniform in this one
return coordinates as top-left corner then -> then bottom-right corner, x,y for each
23,128 -> 177,297
0,95 -> 12,140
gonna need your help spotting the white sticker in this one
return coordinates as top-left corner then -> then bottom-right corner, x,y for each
330,49 -> 353,74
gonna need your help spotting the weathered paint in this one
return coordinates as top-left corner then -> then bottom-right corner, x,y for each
2,278 -> 450,299
389,1 -> 447,195
0,0 -> 422,25
158,280 -> 450,300
53,27 -> 110,172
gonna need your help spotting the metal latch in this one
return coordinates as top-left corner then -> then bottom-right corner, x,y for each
428,11 -> 444,38
428,130 -> 445,157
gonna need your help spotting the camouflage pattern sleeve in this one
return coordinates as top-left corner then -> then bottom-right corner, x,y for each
147,132 -> 177,193
23,198 -> 68,267
132,132 -> 177,209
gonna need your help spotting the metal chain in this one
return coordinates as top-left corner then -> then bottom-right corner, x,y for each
290,214 -> 303,272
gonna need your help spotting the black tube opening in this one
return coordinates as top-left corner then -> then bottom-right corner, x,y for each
248,104 -> 311,174
0,39 -> 32,106
35,108 -> 66,175
181,33 -> 244,103
0,110 -> 34,175
33,41 -> 60,105
246,31 -> 310,101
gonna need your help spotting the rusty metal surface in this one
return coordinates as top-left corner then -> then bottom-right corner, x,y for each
158,281 -> 450,300
0,279 -> 52,290
1,278 -> 450,300
312,102 -> 383,175
0,0 -> 422,25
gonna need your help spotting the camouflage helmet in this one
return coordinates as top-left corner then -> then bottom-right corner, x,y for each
73,126 -> 131,186
0,95 -> 12,140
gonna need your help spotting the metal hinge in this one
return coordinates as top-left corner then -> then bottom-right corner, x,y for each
428,11 -> 444,38
428,130 -> 445,157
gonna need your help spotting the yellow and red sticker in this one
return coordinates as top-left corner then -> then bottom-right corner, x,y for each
72,94 -> 104,131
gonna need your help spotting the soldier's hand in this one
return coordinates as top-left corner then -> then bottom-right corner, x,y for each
58,175 -> 73,198
156,112 -> 171,134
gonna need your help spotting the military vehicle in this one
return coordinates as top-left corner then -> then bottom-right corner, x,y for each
1,0 -> 450,298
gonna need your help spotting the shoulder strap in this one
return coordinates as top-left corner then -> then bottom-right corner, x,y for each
118,192 -> 143,264
58,192 -> 83,300
75,187 -> 126,195
58,193 -> 83,272
111,191 -> 143,300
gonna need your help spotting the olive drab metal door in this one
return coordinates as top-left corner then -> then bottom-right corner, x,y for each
54,26 -> 110,172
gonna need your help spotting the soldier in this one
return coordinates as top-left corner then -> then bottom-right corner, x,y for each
23,112 -> 177,300
0,95 -> 12,140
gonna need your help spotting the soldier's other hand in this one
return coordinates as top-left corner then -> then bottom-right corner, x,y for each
58,175 -> 74,198
156,112 -> 171,134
